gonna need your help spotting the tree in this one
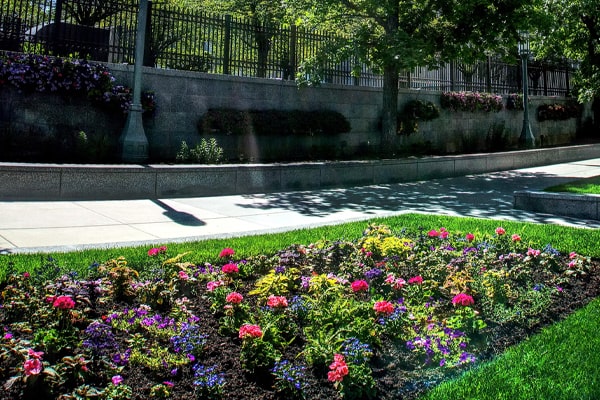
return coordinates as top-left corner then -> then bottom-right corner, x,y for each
534,0 -> 600,131
172,0 -> 296,78
289,0 -> 533,155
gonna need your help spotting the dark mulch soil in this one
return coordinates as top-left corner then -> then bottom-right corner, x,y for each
2,261 -> 599,400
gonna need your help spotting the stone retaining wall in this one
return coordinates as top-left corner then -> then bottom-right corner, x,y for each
2,144 -> 599,200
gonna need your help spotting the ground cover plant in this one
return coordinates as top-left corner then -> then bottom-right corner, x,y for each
1,218 -> 599,399
544,175 -> 600,194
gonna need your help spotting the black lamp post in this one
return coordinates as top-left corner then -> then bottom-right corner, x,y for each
518,30 -> 536,148
120,0 -> 150,163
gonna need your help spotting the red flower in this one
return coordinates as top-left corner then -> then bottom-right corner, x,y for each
495,227 -> 506,236
225,292 -> 244,304
465,233 -> 475,242
219,248 -> 235,258
221,263 -> 239,274
351,280 -> 369,292
452,293 -> 475,307
327,354 -> 349,382
238,324 -> 263,339
428,230 -> 439,237
53,295 -> 75,310
408,275 -> 423,285
266,295 -> 288,308
373,300 -> 395,315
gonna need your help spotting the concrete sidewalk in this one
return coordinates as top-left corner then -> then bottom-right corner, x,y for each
2,158 -> 600,254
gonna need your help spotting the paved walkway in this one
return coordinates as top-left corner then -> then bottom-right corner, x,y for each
2,158 -> 600,254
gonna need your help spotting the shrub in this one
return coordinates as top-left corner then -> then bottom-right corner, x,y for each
537,102 -> 581,121
198,109 -> 351,136
0,53 -> 155,116
396,99 -> 440,135
175,138 -> 224,164
505,93 -> 524,110
441,91 -> 503,112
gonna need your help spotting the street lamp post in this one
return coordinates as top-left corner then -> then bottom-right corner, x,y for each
120,0 -> 150,163
518,31 -> 536,148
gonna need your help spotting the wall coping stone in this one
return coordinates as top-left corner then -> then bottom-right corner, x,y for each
514,190 -> 600,220
2,143 -> 600,200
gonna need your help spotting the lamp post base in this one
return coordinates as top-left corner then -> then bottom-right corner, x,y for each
519,123 -> 536,149
120,105 -> 149,163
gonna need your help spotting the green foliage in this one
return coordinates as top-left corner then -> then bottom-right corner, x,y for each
198,109 -> 351,136
175,138 -> 224,164
396,100 -> 440,135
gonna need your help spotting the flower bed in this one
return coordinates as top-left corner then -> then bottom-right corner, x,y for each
1,225 -> 599,399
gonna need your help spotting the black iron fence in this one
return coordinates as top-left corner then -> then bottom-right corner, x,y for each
0,0 -> 572,96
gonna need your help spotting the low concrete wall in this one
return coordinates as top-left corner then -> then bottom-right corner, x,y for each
514,191 -> 600,220
2,144 -> 599,200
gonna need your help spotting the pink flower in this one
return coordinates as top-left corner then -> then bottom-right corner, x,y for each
178,271 -> 189,280
238,324 -> 263,339
163,381 -> 174,387
266,295 -> 288,308
511,234 -> 521,242
569,252 -> 577,259
23,358 -> 43,376
327,354 -> 349,382
452,293 -> 475,307
221,263 -> 239,274
219,248 -> 235,258
373,300 -> 395,315
112,375 -> 124,385
465,233 -> 475,242
385,274 -> 406,290
428,230 -> 439,237
53,295 -> 75,310
408,275 -> 423,285
148,246 -> 167,256
23,272 -> 30,278
28,349 -> 44,359
495,227 -> 506,236
206,280 -> 224,292
226,292 -> 244,304
527,248 -> 541,257
350,280 -> 369,293
3,333 -> 12,340
439,229 -> 449,239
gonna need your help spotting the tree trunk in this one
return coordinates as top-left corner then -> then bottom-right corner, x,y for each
381,64 -> 399,156
380,1 -> 400,157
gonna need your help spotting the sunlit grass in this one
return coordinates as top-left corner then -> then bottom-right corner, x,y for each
544,175 -> 600,194
3,213 -> 600,279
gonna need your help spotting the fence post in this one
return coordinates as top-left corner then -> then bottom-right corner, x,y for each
52,0 -> 63,55
143,0 -> 154,67
486,56 -> 492,93
288,24 -> 297,80
223,14 -> 231,75
565,65 -> 570,97
449,61 -> 455,91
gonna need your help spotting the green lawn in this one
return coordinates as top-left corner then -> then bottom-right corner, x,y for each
544,175 -> 600,194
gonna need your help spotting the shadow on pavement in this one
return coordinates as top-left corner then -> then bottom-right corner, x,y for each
236,170 -> 597,229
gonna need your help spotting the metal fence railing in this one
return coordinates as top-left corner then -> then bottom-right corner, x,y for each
0,0 -> 572,96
